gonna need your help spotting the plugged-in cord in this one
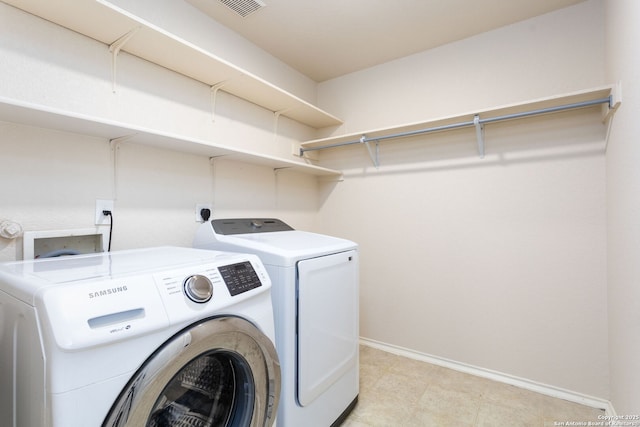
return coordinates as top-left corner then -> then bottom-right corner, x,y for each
200,208 -> 211,222
102,210 -> 113,252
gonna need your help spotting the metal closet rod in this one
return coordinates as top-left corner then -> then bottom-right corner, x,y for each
299,96 -> 613,156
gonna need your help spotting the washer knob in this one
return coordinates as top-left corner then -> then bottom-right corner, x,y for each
184,275 -> 213,303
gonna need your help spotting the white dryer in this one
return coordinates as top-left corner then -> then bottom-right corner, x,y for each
0,246 -> 280,427
194,219 -> 359,427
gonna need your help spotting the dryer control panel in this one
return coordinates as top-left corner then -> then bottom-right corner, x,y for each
211,218 -> 293,235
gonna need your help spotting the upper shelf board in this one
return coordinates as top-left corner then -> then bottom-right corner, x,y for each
2,0 -> 343,129
300,85 -> 618,150
0,96 -> 342,177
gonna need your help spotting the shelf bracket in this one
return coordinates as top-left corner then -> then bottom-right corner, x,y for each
361,135 -> 380,168
474,115 -> 485,159
603,84 -> 622,153
274,166 -> 293,173
602,82 -> 622,124
109,134 -> 136,146
209,155 -> 228,163
210,82 -> 228,122
273,109 -> 289,142
109,27 -> 140,93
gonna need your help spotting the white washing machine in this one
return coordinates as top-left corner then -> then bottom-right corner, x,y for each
0,246 -> 280,427
194,219 -> 359,427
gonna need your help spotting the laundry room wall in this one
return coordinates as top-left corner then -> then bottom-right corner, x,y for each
0,2 -> 320,262
316,0 -> 609,401
604,0 -> 640,415
0,123 -> 319,262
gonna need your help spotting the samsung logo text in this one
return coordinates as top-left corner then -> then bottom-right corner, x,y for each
89,286 -> 128,299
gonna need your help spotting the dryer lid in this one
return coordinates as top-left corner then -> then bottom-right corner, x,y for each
196,220 -> 357,266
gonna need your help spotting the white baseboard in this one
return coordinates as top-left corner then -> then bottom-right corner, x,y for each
359,337 -> 614,414
603,401 -> 618,418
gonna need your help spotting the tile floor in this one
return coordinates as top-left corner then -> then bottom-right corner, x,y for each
343,345 -> 604,427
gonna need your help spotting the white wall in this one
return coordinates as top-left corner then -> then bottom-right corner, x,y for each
604,0 -> 640,415
0,3 -> 319,262
317,0 -> 604,136
0,122 -> 319,261
317,0 -> 609,399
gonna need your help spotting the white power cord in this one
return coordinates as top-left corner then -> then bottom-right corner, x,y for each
0,219 -> 24,239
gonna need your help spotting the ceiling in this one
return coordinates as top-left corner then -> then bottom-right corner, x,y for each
186,0 -> 585,82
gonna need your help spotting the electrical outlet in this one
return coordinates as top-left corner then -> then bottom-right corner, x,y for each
195,203 -> 212,222
95,199 -> 114,225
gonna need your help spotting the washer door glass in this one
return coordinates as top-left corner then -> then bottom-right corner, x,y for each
103,316 -> 280,427
147,350 -> 253,427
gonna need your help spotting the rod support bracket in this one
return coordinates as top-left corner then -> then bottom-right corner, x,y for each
602,82 -> 622,124
361,135 -> 380,168
474,115 -> 485,159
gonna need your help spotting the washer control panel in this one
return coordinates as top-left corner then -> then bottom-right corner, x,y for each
218,261 -> 262,296
12,248 -> 271,350
152,254 -> 270,325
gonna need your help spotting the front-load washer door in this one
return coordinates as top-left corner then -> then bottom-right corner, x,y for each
296,250 -> 359,406
103,316 -> 280,427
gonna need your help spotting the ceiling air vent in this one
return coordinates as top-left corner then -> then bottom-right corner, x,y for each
218,0 -> 266,17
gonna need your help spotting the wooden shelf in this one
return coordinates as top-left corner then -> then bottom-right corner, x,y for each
2,0 -> 343,129
0,96 -> 343,177
301,85 -> 619,154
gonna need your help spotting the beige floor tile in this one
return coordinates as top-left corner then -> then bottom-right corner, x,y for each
346,372 -> 426,425
345,345 -> 604,427
387,353 -> 437,383
341,419 -> 371,427
426,365 -> 493,398
406,410 -> 476,427
481,380 -> 547,414
376,371 -> 429,405
540,395 -> 604,425
359,345 -> 400,369
417,384 -> 481,424
475,401 -> 542,426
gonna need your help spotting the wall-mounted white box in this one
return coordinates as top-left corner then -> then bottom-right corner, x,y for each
22,228 -> 109,260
